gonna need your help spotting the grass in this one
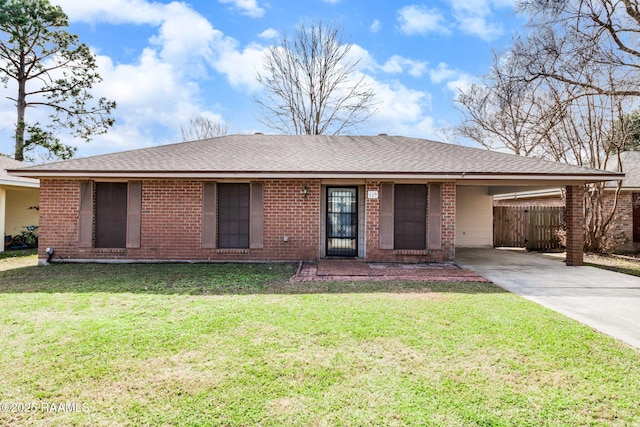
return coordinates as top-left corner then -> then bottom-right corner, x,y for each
585,252 -> 640,277
0,261 -> 639,426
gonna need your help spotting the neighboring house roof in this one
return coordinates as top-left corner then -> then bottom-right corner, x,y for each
607,151 -> 640,188
9,134 -> 622,182
0,156 -> 39,188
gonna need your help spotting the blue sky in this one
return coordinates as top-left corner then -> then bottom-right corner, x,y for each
0,0 -> 525,159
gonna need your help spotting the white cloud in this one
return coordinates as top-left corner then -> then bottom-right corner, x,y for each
84,50 -> 207,148
396,0 -> 513,41
370,19 -> 381,33
211,41 -> 267,92
448,0 -> 507,40
345,46 -> 427,78
44,0 -> 264,155
24,1 -> 449,155
72,46 -> 237,155
367,78 -> 439,139
446,73 -> 479,98
148,3 -> 221,72
343,44 -> 377,71
429,62 -> 458,83
258,28 -> 279,39
82,124 -> 156,156
414,116 -> 437,136
94,50 -> 184,112
456,14 -> 503,41
218,0 -> 265,18
426,62 -> 479,98
52,0 -> 166,25
397,5 -> 449,36
59,0 -> 267,92
55,0 -> 223,76
380,55 -> 428,77
373,79 -> 431,123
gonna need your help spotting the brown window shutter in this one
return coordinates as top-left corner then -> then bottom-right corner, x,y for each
250,182 -> 264,249
394,184 -> 427,250
78,181 -> 94,248
379,183 -> 394,249
428,183 -> 442,250
126,181 -> 142,248
202,182 -> 217,249
95,183 -> 127,248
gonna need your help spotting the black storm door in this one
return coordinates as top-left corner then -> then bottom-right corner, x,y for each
326,187 -> 358,257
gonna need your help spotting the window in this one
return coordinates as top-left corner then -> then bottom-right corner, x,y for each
217,183 -> 250,248
394,184 -> 427,250
95,182 -> 128,248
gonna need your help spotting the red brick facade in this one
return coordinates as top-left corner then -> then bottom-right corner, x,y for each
38,178 -> 457,263
604,191 -> 634,249
364,181 -> 455,263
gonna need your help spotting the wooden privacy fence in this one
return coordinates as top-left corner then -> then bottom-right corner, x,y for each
494,206 -> 565,250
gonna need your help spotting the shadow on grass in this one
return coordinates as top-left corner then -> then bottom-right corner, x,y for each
0,248 -> 38,260
0,262 -> 505,295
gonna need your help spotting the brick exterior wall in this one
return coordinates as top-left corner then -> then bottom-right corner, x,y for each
605,191 -> 634,249
441,182 -> 456,260
38,178 -> 456,263
565,185 -> 584,266
364,181 -> 382,260
263,179 -> 320,261
39,179 -> 81,257
365,181 -> 455,263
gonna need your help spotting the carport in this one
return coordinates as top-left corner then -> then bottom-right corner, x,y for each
456,248 -> 640,349
456,182 -> 614,266
1,157 -> 39,253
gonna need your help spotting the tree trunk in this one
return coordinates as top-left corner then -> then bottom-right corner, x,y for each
15,55 -> 26,161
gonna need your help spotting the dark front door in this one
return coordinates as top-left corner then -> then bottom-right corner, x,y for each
326,187 -> 358,257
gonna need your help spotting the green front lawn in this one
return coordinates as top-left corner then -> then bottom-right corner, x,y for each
0,263 -> 638,426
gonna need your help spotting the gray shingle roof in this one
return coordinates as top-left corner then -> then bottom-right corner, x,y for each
9,135 -> 621,180
615,151 -> 640,188
0,156 -> 39,187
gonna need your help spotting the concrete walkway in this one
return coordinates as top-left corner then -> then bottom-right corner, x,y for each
456,248 -> 640,350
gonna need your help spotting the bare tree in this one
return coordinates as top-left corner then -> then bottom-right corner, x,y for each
544,84 -> 628,251
455,44 -> 630,251
455,52 -> 560,158
256,22 -> 376,135
180,116 -> 228,141
517,0 -> 640,98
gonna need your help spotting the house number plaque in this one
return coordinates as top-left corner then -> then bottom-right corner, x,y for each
367,190 -> 379,199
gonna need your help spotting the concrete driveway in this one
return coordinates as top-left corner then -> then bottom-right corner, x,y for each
456,248 -> 640,350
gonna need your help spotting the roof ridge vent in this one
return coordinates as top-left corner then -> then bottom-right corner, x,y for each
254,132 -> 264,135
378,133 -> 388,136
